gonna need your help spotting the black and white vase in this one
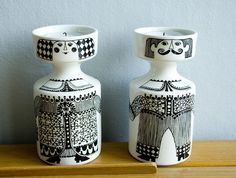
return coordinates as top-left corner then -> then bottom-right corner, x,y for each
32,25 -> 101,165
129,27 -> 197,165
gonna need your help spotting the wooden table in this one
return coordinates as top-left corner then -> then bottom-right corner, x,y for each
0,141 -> 235,177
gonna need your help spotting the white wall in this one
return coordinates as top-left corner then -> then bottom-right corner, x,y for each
0,0 -> 235,143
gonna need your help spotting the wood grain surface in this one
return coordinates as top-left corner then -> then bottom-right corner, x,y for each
0,141 -> 235,177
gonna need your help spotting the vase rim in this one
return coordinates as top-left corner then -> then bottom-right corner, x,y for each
32,24 -> 98,40
135,27 -> 197,39
134,27 -> 198,61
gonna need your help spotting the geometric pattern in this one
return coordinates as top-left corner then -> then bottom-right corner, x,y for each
40,143 -> 63,157
39,78 -> 94,92
37,38 -> 95,61
174,95 -> 194,114
34,91 -> 101,163
130,93 -> 194,162
77,38 -> 95,59
136,142 -> 159,159
70,108 -> 97,146
76,139 -> 98,156
37,39 -> 53,61
38,113 -> 64,148
129,95 -> 166,121
176,143 -> 191,161
140,79 -> 191,92
130,94 -> 194,120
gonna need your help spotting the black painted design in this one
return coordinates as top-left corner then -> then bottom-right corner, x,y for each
77,38 -> 95,59
140,79 -> 191,92
130,93 -> 194,162
39,78 -> 94,92
34,92 -> 101,164
136,142 -> 159,162
37,38 -> 95,61
176,142 -> 191,161
50,78 -> 82,82
145,38 -> 193,58
37,40 -> 54,60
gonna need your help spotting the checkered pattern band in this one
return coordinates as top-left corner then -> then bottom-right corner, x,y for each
136,142 -> 159,158
37,40 -> 54,61
177,143 -> 191,161
77,38 -> 95,59
36,38 -> 96,61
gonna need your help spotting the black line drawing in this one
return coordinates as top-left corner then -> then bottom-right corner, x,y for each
49,78 -> 82,82
129,93 -> 194,162
37,38 -> 95,61
145,38 -> 193,58
39,78 -> 94,92
34,91 -> 101,164
140,79 -> 191,92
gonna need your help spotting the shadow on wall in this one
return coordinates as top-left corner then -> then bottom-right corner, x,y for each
89,31 -> 133,142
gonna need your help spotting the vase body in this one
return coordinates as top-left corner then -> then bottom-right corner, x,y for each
129,27 -> 197,165
32,25 -> 101,165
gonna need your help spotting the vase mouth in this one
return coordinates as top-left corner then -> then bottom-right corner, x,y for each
32,25 -> 98,63
32,24 -> 97,40
135,27 -> 197,39
134,27 -> 197,62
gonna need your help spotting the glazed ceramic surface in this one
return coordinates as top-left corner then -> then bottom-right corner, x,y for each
32,25 -> 101,165
129,27 -> 197,165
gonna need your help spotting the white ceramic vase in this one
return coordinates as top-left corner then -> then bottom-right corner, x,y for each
129,27 -> 197,165
32,25 -> 101,165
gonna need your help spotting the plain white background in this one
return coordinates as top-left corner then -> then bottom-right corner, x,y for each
0,0 -> 235,143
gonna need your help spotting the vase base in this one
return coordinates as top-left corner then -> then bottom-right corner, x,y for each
38,151 -> 101,165
128,148 -> 191,166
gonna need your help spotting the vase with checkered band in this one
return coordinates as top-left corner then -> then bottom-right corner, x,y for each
129,27 -> 197,165
32,25 -> 101,165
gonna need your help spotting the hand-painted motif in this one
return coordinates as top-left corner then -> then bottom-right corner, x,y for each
34,91 -> 101,164
140,79 -> 191,92
37,38 -> 95,61
39,78 -> 94,92
129,93 -> 194,162
145,38 -> 193,59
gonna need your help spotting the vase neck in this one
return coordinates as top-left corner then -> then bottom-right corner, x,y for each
49,62 -> 84,80
149,61 -> 181,80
